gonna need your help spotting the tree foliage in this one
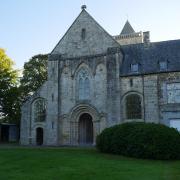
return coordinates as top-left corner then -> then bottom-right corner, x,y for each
20,54 -> 48,99
0,51 -> 48,124
0,48 -> 19,123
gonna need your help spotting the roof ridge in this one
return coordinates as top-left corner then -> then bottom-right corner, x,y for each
51,8 -> 120,55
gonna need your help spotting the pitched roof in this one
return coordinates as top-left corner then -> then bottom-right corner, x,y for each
120,20 -> 135,35
120,39 -> 180,76
51,9 -> 120,57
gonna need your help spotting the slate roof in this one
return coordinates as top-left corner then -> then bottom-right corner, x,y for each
120,39 -> 180,76
120,20 -> 135,35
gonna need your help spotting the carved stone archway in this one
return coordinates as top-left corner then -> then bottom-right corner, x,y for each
69,104 -> 100,145
78,113 -> 93,145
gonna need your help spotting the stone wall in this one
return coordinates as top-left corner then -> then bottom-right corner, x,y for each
158,72 -> 180,126
20,101 -> 31,145
45,60 -> 59,145
120,75 -> 159,123
144,75 -> 159,123
120,76 -> 144,122
21,56 -> 180,146
52,10 -> 119,58
106,50 -> 122,126
20,82 -> 48,145
58,49 -> 122,145
20,8 -> 180,146
115,32 -> 143,45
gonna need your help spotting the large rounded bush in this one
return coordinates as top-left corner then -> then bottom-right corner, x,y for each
96,122 -> 180,160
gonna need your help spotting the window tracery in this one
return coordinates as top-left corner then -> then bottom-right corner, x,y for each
77,68 -> 90,100
33,98 -> 46,122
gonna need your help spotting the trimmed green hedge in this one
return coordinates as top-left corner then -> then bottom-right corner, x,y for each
96,122 -> 180,160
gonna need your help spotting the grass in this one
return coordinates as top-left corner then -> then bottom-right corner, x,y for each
0,147 -> 180,180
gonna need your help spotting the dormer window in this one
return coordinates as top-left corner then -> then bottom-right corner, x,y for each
159,61 -> 167,71
131,63 -> 139,72
81,28 -> 86,40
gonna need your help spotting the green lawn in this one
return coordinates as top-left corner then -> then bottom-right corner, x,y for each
0,147 -> 180,180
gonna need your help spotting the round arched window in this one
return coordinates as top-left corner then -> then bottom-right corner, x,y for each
126,94 -> 142,119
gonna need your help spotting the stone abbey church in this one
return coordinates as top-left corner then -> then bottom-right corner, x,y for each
21,6 -> 180,146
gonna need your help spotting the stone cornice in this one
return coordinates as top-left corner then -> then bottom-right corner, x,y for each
49,47 -> 122,62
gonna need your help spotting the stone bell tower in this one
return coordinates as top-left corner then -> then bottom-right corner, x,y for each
114,20 -> 150,45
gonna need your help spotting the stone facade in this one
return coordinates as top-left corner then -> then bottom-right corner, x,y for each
113,20 -> 150,45
114,32 -> 143,45
20,8 -> 180,146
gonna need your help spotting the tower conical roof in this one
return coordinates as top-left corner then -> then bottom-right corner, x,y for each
120,20 -> 135,35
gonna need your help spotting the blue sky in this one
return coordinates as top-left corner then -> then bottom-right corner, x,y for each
1,0 -> 180,69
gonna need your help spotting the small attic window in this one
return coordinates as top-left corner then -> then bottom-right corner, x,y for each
81,28 -> 86,40
159,61 -> 168,71
131,63 -> 139,72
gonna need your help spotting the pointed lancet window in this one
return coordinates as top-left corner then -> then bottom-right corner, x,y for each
81,28 -> 86,40
33,98 -> 46,122
77,68 -> 90,100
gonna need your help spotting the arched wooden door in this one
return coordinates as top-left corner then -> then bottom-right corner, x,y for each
36,127 -> 43,145
79,113 -> 93,145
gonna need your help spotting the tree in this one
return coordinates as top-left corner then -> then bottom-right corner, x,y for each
2,86 -> 21,124
0,52 -> 48,124
20,54 -> 48,99
0,48 -> 19,123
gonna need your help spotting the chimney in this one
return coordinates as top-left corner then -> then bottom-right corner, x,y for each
143,31 -> 150,44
